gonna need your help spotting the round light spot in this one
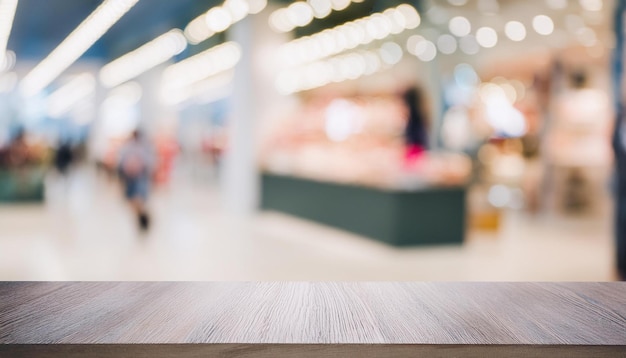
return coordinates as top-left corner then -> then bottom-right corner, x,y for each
505,21 -> 526,41
476,27 -> 498,48
396,4 -> 421,29
379,42 -> 404,65
459,35 -> 479,55
579,0 -> 602,11
414,40 -> 437,62
533,15 -> 554,36
437,34 -> 457,54
577,27 -> 597,47
449,16 -> 471,37
287,2 -> 314,27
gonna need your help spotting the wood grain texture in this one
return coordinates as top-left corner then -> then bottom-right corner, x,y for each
1,282 -> 625,357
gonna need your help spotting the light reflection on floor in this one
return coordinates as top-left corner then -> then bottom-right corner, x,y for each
0,167 -> 616,281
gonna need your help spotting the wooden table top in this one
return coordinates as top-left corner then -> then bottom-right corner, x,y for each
1,282 -> 625,357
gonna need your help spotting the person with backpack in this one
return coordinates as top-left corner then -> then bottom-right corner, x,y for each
118,130 -> 156,231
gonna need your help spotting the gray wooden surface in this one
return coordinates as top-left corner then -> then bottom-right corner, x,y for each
1,282 -> 625,357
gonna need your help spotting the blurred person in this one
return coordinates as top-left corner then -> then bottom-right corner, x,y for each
53,139 -> 74,176
118,130 -> 156,231
402,86 -> 429,169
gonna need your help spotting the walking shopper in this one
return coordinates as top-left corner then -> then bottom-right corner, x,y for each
118,130 -> 156,231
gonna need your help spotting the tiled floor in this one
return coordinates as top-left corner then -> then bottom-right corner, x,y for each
0,167 -> 617,281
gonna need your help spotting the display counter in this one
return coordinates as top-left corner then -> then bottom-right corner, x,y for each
0,167 -> 46,202
261,172 -> 466,246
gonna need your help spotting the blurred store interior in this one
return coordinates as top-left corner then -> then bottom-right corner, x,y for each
0,0 -> 623,280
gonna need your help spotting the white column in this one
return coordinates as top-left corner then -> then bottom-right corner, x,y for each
221,15 -> 258,216
425,58 -> 444,151
221,6 -> 290,216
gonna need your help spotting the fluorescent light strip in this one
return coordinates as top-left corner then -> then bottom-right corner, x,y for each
184,0 -> 267,44
47,73 -> 96,118
103,81 -> 142,107
20,0 -> 140,96
162,41 -> 241,93
99,29 -> 187,88
279,4 -> 419,67
269,0 -> 364,33
162,70 -> 234,106
275,42 -> 403,94
0,0 -> 18,67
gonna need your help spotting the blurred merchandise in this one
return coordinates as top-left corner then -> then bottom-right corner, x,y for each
261,92 -> 472,189
0,130 -> 51,202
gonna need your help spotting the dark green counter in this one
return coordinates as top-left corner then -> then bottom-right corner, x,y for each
0,167 -> 46,202
260,173 -> 466,246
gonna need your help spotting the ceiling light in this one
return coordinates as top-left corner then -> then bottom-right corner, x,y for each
100,29 -> 187,88
330,0 -> 350,11
105,81 -> 143,106
269,9 -> 295,32
0,0 -> 18,68
384,8 -> 405,34
184,0 -> 267,44
460,35 -> 479,55
413,40 -> 437,62
579,0 -> 602,11
366,14 -> 392,40
247,0 -> 268,14
281,4 -> 419,66
269,0 -> 358,32
185,17 -> 215,45
363,52 -> 380,74
47,73 -> 96,118
454,63 -> 479,88
565,14 -> 584,33
407,35 -> 425,55
577,27 -> 597,46
206,7 -> 233,32
396,4 -> 420,29
20,0 -> 139,97
162,42 -> 241,94
379,42 -> 403,65
426,6 -> 449,25
287,2 -> 314,27
505,21 -> 526,41
437,34 -> 457,54
448,0 -> 468,6
225,0 -> 249,22
546,0 -> 567,9
449,16 -> 471,37
309,0 -> 332,18
276,44 -> 394,94
0,49 -> 15,72
476,27 -> 498,48
533,15 -> 554,35
164,70 -> 234,106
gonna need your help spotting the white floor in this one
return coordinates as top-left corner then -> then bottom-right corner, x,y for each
0,167 -> 618,281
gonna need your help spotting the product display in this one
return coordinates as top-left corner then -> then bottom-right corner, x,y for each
261,94 -> 471,189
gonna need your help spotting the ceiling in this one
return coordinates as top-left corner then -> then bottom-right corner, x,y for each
7,0 -> 422,64
7,0 -> 218,62
4,0 -> 613,76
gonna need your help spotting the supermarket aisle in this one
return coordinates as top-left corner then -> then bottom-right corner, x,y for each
0,167 -> 616,281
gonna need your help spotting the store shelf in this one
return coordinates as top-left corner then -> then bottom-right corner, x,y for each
1,282 -> 625,357
261,173 -> 466,246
